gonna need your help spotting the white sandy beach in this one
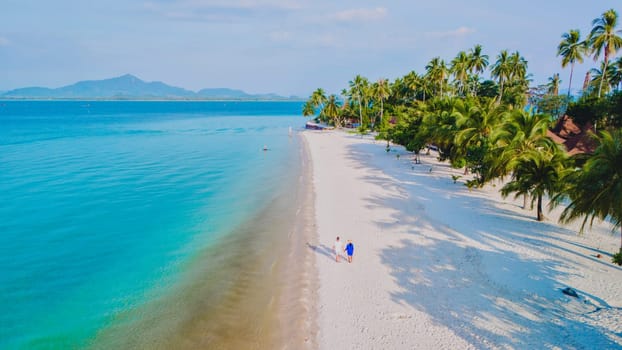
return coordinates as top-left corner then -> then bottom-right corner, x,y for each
302,130 -> 622,349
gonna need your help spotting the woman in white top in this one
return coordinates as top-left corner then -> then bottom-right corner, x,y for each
333,236 -> 343,262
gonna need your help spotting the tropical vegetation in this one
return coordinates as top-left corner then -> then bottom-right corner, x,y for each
302,8 -> 622,263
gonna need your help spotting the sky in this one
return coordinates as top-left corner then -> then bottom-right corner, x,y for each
1,1 -> 620,97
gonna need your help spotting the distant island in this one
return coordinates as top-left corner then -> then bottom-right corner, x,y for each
0,74 -> 302,101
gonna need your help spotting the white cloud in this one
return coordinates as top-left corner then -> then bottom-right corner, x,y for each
0,37 -> 10,46
424,26 -> 475,39
327,7 -> 388,22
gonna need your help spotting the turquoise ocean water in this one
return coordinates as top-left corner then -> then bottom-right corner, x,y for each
0,101 -> 305,348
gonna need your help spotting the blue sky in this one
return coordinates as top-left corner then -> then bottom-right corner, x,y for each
0,1 -> 620,96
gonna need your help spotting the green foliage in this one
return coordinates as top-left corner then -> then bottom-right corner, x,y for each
451,175 -> 462,184
535,94 -> 570,120
554,130 -> 622,235
606,91 -> 622,127
477,80 -> 499,98
566,96 -> 609,127
464,179 -> 480,190
300,10 -> 622,259
501,146 -> 567,221
613,251 -> 622,265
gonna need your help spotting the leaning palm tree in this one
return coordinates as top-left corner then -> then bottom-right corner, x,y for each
491,50 -> 512,103
322,94 -> 342,127
589,62 -> 613,96
310,88 -> 328,122
558,29 -> 587,99
302,101 -> 315,117
303,88 -> 327,120
554,130 -> 622,253
588,9 -> 622,97
501,145 -> 567,221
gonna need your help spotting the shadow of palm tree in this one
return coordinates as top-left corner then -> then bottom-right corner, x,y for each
343,140 -> 622,348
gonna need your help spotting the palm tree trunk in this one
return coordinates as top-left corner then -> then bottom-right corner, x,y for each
380,98 -> 384,125
537,194 -> 544,221
440,75 -> 443,98
567,62 -> 575,99
598,52 -> 609,98
357,94 -> 363,127
498,80 -> 504,103
523,194 -> 528,209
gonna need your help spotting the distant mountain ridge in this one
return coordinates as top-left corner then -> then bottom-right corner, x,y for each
1,74 -> 299,100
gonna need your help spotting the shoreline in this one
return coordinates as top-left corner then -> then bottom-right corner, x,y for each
303,130 -> 622,349
276,133 -> 318,349
88,133 -> 312,349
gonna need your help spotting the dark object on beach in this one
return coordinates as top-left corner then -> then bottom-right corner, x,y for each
596,253 -> 602,258
562,287 -> 579,298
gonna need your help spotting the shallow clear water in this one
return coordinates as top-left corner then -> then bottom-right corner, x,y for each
0,101 -> 305,348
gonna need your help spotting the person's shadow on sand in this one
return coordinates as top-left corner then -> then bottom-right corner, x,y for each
306,242 -> 337,262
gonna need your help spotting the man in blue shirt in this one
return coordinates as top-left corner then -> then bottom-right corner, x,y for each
345,240 -> 354,263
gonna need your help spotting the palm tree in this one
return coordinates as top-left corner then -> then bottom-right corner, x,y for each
404,71 -> 421,101
348,75 -> 368,127
303,88 -> 327,119
468,44 -> 489,96
372,78 -> 391,126
323,94 -> 342,127
450,51 -> 470,96
302,101 -> 315,117
454,98 -> 504,180
491,50 -> 512,102
420,97 -> 461,161
508,51 -> 528,81
608,57 -> 622,91
490,109 -> 554,207
547,73 -> 561,95
310,88 -> 328,122
501,145 -> 566,221
558,29 -> 587,99
589,62 -> 612,95
419,76 -> 434,102
555,130 -> 622,252
504,51 -> 530,106
426,57 -> 448,97
588,9 -> 622,97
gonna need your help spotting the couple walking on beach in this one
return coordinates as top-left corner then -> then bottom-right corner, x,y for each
333,236 -> 354,263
